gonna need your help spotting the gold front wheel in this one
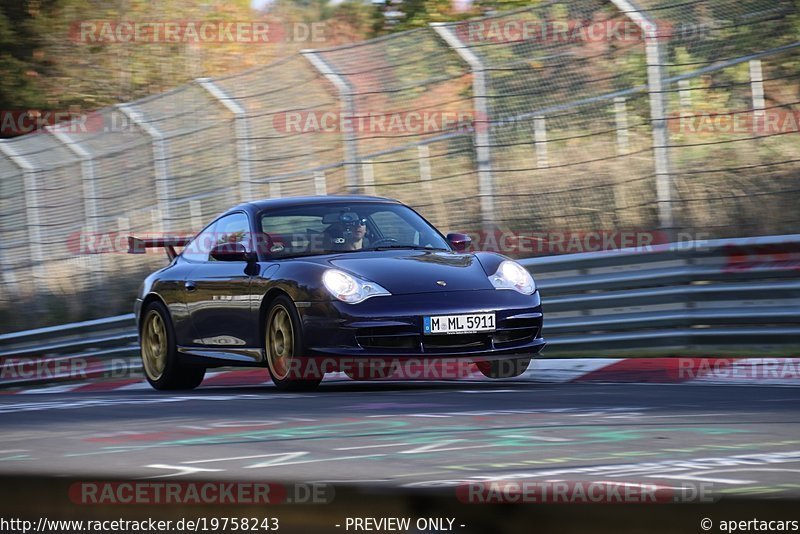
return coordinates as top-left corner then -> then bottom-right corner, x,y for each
263,296 -> 322,391
266,304 -> 294,381
141,310 -> 168,381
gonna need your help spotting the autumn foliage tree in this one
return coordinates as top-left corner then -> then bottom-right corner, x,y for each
0,0 -> 375,131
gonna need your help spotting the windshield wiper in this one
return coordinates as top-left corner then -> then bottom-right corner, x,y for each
275,249 -> 364,259
370,245 -> 450,252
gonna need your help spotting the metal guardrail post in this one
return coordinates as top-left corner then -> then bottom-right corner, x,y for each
302,50 -> 360,194
0,141 -> 45,280
610,0 -> 675,235
431,23 -> 496,231
197,78 -> 254,202
46,126 -> 104,285
116,103 -> 173,233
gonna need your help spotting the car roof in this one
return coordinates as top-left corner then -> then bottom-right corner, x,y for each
236,195 -> 402,213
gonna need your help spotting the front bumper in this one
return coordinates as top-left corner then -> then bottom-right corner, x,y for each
299,289 -> 545,360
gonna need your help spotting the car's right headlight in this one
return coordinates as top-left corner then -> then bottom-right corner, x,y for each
322,269 -> 391,304
488,260 -> 536,295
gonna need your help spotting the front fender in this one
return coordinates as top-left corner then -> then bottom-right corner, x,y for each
252,261 -> 332,305
473,251 -> 511,277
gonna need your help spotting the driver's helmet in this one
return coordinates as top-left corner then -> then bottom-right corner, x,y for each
325,212 -> 366,249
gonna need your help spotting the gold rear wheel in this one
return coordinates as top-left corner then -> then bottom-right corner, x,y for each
139,302 -> 205,390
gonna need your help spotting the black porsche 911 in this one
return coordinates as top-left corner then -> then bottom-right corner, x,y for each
130,196 -> 545,391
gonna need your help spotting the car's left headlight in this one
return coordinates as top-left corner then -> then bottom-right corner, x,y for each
322,269 -> 391,304
489,260 -> 536,295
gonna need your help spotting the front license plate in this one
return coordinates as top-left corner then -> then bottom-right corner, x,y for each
423,313 -> 496,335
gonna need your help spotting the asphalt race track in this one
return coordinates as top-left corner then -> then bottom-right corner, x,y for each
1,380 -> 799,497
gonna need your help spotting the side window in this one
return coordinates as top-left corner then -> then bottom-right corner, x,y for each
212,212 -> 252,259
263,215 -> 327,235
260,215 -> 327,257
182,220 -> 218,262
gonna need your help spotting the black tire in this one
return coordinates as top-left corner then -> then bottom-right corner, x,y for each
139,301 -> 206,390
476,357 -> 531,379
264,295 -> 323,391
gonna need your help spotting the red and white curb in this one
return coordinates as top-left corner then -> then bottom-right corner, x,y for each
2,357 -> 799,394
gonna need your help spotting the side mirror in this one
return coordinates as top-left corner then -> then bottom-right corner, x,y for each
210,243 -> 250,262
446,233 -> 472,253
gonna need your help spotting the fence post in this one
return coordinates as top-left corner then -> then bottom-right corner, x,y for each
314,171 -> 327,195
302,50 -> 360,194
678,80 -> 692,114
117,217 -> 130,242
749,59 -> 766,131
0,147 -> 21,294
614,97 -> 630,155
150,209 -> 164,234
418,145 -> 448,228
431,23 -> 495,230
0,242 -> 15,294
0,142 -> 45,281
533,116 -> 549,168
46,126 -> 104,285
361,161 -> 376,196
197,78 -> 254,202
117,104 -> 173,233
418,145 -> 433,192
189,200 -> 203,231
610,0 -> 675,234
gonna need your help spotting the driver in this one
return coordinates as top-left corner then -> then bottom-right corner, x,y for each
324,213 -> 367,251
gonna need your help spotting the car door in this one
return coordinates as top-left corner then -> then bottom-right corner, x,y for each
184,211 -> 259,349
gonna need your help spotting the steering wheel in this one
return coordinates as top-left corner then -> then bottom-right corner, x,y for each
369,237 -> 399,248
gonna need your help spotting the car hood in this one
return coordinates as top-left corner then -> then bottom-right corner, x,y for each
321,250 -> 494,294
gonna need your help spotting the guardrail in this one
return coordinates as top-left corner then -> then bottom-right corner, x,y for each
524,234 -> 800,353
0,315 -> 140,387
2,234 -> 799,387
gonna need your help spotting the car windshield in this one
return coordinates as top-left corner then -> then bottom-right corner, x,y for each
258,202 -> 450,259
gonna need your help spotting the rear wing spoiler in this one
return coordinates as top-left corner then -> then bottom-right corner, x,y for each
128,236 -> 192,261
